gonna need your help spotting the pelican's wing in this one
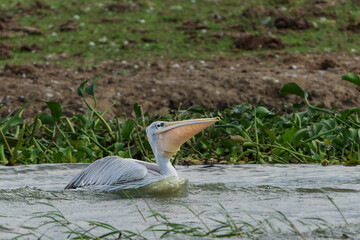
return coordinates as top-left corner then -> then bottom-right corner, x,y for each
64,156 -> 147,189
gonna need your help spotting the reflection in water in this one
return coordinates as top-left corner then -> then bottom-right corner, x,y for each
0,164 -> 359,239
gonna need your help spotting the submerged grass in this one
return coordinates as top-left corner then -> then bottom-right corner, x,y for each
1,73 -> 360,166
1,0 -> 360,68
9,196 -> 358,239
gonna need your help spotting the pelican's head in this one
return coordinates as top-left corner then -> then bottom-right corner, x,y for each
146,117 -> 220,159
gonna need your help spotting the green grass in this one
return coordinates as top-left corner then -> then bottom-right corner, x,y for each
1,74 -> 360,166
2,0 -> 360,68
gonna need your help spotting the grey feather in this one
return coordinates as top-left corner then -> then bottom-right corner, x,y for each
64,156 -> 148,189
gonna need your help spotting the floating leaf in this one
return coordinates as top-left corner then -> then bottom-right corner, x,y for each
280,82 -> 308,98
341,73 -> 360,87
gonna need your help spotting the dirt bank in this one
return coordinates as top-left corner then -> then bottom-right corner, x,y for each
1,52 -> 359,119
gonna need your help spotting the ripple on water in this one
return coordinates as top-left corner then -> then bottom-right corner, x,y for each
0,186 -> 128,202
296,187 -> 360,194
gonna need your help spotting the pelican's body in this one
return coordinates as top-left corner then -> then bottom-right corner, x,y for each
65,118 -> 218,191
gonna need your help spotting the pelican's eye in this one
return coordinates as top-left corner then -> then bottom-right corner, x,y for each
155,122 -> 165,129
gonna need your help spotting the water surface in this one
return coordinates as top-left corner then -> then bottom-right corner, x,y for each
0,164 -> 359,239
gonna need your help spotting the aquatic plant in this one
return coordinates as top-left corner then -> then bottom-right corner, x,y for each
10,196 -> 358,239
1,74 -> 360,166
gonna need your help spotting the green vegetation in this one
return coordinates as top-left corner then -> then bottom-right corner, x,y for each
1,0 -> 360,68
1,0 -> 360,166
12,196 -> 357,239
1,73 -> 360,166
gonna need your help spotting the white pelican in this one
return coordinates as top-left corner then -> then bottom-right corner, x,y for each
65,117 -> 219,191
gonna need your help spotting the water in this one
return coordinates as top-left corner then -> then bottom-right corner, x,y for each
0,164 -> 359,239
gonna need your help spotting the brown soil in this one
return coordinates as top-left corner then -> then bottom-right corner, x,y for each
1,53 -> 360,119
242,6 -> 281,19
105,4 -> 138,12
274,16 -> 314,30
0,16 -> 42,38
0,42 -> 12,59
233,33 -> 284,50
59,21 -> 78,32
11,0 -> 50,15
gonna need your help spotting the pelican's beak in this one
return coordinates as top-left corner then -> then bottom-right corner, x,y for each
156,117 -> 220,158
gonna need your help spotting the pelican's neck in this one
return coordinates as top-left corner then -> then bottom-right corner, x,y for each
154,150 -> 178,177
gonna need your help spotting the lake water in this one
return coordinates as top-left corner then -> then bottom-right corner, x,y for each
0,164 -> 359,239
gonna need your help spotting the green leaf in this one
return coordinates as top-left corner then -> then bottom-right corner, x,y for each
0,144 -> 7,165
85,76 -> 99,96
332,138 -> 345,149
186,105 -> 205,114
114,142 -> 125,153
348,128 -> 359,142
53,152 -> 64,163
215,147 -> 224,155
78,144 -> 96,158
1,96 -> 36,135
59,147 -> 71,157
9,117 -> 24,126
22,149 -> 40,163
341,73 -> 360,87
77,79 -> 89,97
311,123 -> 322,136
341,128 -> 350,146
0,136 -> 18,147
264,128 -> 276,143
233,105 -> 249,113
118,151 -> 128,158
280,82 -> 308,98
340,108 -> 360,119
280,128 -> 298,144
133,103 -> 142,122
220,139 -> 238,149
320,119 -> 335,129
44,101 -> 62,121
256,106 -> 273,118
122,119 -> 135,141
39,113 -> 55,125
292,128 -> 309,146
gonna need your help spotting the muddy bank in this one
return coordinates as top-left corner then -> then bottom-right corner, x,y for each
0,53 -> 359,119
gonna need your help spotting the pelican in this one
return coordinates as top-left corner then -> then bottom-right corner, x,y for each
65,117 -> 219,191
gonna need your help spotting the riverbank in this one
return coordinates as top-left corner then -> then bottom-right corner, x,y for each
1,76 -> 360,166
